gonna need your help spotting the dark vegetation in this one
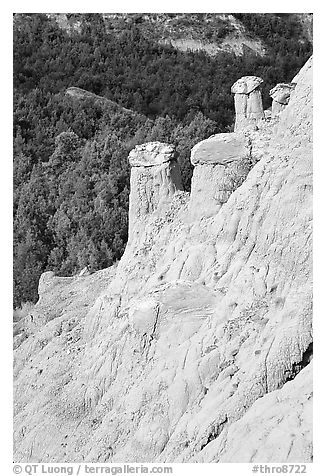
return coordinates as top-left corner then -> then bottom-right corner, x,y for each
106,13 -> 235,43
13,13 -> 312,307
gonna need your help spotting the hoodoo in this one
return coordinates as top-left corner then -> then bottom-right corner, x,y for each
127,141 -> 183,240
231,75 -> 264,131
189,132 -> 252,220
269,83 -> 296,117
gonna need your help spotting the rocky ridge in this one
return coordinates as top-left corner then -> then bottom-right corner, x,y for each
45,13 -> 267,57
13,57 -> 313,463
65,87 -> 138,116
43,13 -> 312,59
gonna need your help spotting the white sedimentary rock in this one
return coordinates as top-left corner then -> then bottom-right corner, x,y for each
14,58 -> 312,464
128,142 -> 175,167
291,55 -> 313,85
128,142 -> 183,240
191,132 -> 250,165
231,76 -> 263,95
270,83 -> 296,117
231,75 -> 264,131
189,133 -> 252,220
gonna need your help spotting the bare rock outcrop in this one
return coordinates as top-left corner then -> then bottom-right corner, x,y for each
291,55 -> 313,85
13,58 -> 313,464
128,142 -> 183,240
270,83 -> 296,117
189,132 -> 253,220
231,75 -> 264,131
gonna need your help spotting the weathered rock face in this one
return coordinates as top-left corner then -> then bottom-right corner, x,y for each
231,76 -> 264,131
128,142 -> 175,167
291,55 -> 313,85
270,83 -> 296,117
271,100 -> 285,117
270,83 -> 295,105
14,58 -> 312,464
189,133 -> 253,220
231,75 -> 263,95
191,132 -> 249,165
128,142 -> 183,240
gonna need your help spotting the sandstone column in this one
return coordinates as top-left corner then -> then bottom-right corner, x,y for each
189,133 -> 252,221
269,83 -> 296,117
128,142 -> 183,239
231,76 -> 264,131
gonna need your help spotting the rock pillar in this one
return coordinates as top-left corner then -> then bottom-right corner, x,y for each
188,133 -> 252,221
128,142 -> 183,239
231,76 -> 264,131
269,83 -> 296,117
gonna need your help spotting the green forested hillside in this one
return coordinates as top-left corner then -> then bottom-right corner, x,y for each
13,13 -> 312,307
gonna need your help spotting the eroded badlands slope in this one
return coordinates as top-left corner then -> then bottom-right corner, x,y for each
14,58 -> 313,463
